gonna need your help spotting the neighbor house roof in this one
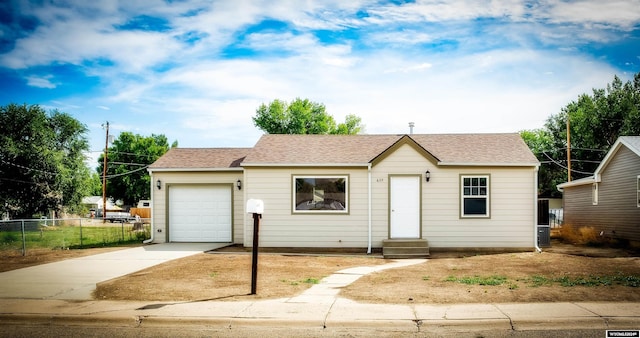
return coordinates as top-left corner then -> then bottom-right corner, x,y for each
557,136 -> 640,190
241,133 -> 538,167
149,148 -> 249,171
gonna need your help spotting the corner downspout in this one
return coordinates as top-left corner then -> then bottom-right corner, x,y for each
534,166 -> 541,253
143,172 -> 155,244
367,163 -> 372,254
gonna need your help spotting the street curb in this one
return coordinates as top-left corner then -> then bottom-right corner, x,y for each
0,314 -> 140,327
5,312 -> 633,333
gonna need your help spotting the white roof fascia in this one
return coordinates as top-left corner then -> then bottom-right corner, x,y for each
592,137 -> 640,178
148,167 -> 244,173
557,176 -> 595,191
437,162 -> 540,167
240,163 -> 370,167
556,136 -> 640,191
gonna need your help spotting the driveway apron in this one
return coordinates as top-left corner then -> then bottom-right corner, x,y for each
0,243 -> 227,300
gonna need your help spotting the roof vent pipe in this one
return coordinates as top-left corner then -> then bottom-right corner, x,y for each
408,122 -> 415,135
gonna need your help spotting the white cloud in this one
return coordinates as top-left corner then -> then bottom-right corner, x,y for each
25,75 -> 56,88
368,30 -> 434,45
547,0 -> 640,30
384,62 -> 432,74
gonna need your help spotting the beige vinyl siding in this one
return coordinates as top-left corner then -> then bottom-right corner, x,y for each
373,144 -> 536,248
150,171 -> 244,244
564,146 -> 640,241
243,168 -> 369,248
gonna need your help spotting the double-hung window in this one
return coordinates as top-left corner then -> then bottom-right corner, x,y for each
637,175 -> 640,208
293,176 -> 348,213
461,175 -> 490,218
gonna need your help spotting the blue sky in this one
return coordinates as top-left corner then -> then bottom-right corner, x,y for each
1,0 -> 639,167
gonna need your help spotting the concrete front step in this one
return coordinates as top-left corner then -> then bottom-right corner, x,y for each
382,239 -> 430,259
382,239 -> 429,247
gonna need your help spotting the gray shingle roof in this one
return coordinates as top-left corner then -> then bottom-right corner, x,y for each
149,148 -> 249,169
242,134 -> 402,165
242,133 -> 538,166
410,133 -> 538,165
150,133 -> 539,170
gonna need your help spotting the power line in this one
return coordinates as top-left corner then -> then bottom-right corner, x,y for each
101,165 -> 149,179
0,177 -> 42,185
542,152 -> 594,175
0,159 -> 58,176
90,150 -> 160,159
531,147 -> 608,155
109,162 -> 149,166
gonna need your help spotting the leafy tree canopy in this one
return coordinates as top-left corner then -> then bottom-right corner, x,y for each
253,98 -> 364,135
521,72 -> 640,197
0,103 -> 91,218
97,132 -> 176,206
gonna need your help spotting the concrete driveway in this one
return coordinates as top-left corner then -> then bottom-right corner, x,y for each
0,243 -> 228,300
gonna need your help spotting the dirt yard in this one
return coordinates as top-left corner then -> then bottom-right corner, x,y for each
3,243 -> 639,304
94,243 -> 640,304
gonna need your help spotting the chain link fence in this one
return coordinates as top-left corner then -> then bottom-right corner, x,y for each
0,218 -> 151,256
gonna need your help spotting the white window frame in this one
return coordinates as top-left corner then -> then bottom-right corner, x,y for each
460,175 -> 490,218
292,175 -> 349,214
637,175 -> 640,208
592,183 -> 598,205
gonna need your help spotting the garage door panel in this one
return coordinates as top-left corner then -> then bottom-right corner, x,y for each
169,186 -> 232,242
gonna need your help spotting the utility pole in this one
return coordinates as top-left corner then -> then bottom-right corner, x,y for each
566,115 -> 571,182
102,122 -> 109,223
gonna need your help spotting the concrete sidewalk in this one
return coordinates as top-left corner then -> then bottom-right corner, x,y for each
0,243 -> 226,300
1,298 -> 638,334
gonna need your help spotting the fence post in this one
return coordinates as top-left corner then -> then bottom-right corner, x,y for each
121,222 -> 125,243
21,220 -> 26,256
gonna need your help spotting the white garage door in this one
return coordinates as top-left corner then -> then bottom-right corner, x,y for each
169,185 -> 232,242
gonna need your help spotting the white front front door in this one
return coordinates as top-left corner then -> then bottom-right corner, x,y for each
390,176 -> 421,238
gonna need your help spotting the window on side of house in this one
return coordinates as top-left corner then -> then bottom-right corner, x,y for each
293,176 -> 348,213
592,183 -> 598,205
461,175 -> 490,218
637,176 -> 640,208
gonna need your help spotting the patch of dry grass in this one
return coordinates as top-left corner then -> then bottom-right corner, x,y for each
94,250 -> 640,304
94,253 -> 385,301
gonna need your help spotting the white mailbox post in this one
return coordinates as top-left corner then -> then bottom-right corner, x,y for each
246,199 -> 264,295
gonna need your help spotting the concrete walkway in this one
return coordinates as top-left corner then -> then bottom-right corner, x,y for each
0,243 -> 226,300
288,259 -> 426,303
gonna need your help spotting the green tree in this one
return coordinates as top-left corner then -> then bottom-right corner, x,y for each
97,132 -> 175,206
87,172 -> 103,196
520,128 -> 565,198
253,98 -> 364,134
0,103 -> 91,218
525,72 -> 640,196
332,114 -> 363,135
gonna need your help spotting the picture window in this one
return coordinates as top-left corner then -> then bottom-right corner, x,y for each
293,176 -> 348,213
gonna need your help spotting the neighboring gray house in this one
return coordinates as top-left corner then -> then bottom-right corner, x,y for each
148,133 -> 540,255
557,136 -> 640,243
